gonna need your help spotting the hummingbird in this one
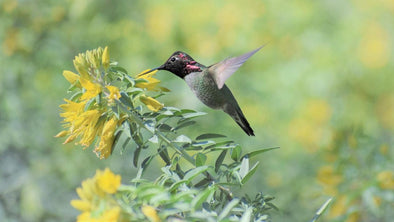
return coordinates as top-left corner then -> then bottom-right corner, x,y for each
140,46 -> 263,136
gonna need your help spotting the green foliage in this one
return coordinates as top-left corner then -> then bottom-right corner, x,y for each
1,0 -> 393,221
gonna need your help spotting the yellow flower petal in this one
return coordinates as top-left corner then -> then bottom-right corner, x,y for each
106,85 -> 121,102
73,53 -> 90,79
80,78 -> 102,100
54,130 -> 68,138
101,207 -> 121,222
70,199 -> 91,212
140,95 -> 163,112
135,76 -> 161,91
95,117 -> 118,159
142,205 -> 161,222
96,168 -> 121,194
102,46 -> 110,70
137,69 -> 158,78
63,70 -> 80,85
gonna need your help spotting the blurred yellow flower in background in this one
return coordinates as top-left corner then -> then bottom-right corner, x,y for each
317,165 -> 343,195
328,195 -> 348,218
71,168 -> 122,222
358,22 -> 390,69
96,168 -> 121,194
289,99 -> 332,152
376,170 -> 394,190
142,205 -> 161,222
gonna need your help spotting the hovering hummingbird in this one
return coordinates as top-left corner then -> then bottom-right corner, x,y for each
140,46 -> 264,136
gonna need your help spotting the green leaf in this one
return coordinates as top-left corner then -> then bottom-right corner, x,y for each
241,147 -> 279,160
143,120 -> 155,133
191,186 -> 215,209
240,207 -> 253,222
173,135 -> 192,143
133,146 -> 141,167
195,133 -> 227,140
231,145 -> 242,161
121,137 -> 131,152
184,166 -> 209,182
148,135 -> 158,143
111,66 -> 128,75
69,91 -> 82,101
311,198 -> 333,222
195,153 -> 207,167
173,120 -> 196,131
192,140 -> 215,146
239,157 -> 250,179
119,92 -> 134,108
157,123 -> 172,132
111,130 -> 123,154
206,141 -> 236,151
241,161 -> 259,184
158,146 -> 171,166
181,111 -> 206,120
215,150 -> 227,173
218,198 -> 240,221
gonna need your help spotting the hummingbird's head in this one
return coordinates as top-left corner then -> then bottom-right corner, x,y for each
140,51 -> 202,79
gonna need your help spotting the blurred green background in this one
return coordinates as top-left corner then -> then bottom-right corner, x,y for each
1,0 -> 393,221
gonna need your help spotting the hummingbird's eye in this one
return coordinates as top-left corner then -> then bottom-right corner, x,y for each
170,57 -> 176,62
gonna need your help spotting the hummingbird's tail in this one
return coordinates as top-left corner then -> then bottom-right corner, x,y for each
224,104 -> 255,136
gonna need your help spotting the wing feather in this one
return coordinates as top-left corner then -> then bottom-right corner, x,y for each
208,45 -> 264,89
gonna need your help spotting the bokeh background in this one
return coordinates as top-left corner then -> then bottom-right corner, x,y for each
1,0 -> 393,221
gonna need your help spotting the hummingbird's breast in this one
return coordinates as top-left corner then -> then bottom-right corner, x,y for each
184,71 -> 230,110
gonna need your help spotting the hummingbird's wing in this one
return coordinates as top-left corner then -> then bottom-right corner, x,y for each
208,45 -> 264,89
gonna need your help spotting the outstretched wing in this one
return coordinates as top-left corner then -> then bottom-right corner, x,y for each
208,45 -> 264,89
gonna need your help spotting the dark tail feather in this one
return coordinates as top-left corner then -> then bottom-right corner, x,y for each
235,110 -> 255,136
223,104 -> 255,136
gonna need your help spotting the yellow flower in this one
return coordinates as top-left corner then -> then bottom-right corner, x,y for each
96,168 -> 121,194
95,117 -> 118,159
73,53 -> 90,79
377,170 -> 394,190
63,70 -> 80,86
86,47 -> 103,69
140,95 -> 163,112
76,207 -> 121,222
142,205 -> 161,222
136,70 -> 161,91
71,168 -> 122,222
59,101 -> 102,147
80,78 -> 102,101
102,46 -> 110,70
317,165 -> 343,187
106,86 -> 121,102
71,177 -> 98,212
78,115 -> 104,147
328,195 -> 348,218
99,207 -> 121,222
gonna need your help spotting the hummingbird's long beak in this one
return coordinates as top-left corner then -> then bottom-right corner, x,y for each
138,64 -> 165,77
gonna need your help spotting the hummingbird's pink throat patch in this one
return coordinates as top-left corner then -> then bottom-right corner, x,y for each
185,61 -> 201,73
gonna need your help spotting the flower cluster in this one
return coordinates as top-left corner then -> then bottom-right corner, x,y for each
56,47 -> 166,159
71,168 -> 122,222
